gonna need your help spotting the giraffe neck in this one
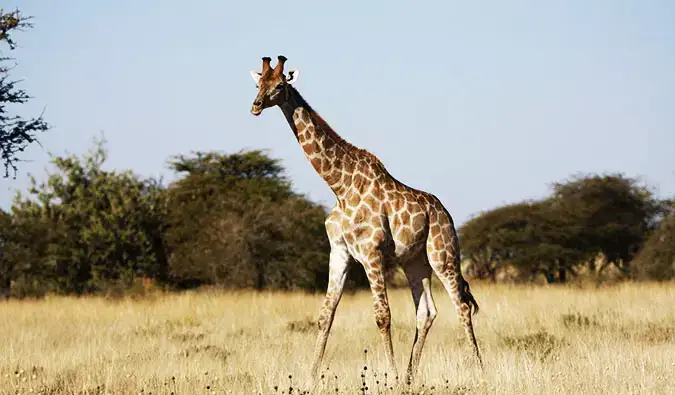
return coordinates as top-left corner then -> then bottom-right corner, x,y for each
279,87 -> 356,198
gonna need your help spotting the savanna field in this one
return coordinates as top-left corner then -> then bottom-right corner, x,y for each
2,282 -> 674,395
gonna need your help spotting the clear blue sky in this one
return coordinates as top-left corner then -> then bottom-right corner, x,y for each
2,0 -> 674,225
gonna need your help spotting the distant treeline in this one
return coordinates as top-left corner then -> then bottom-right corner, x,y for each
459,173 -> 674,284
0,138 -> 673,298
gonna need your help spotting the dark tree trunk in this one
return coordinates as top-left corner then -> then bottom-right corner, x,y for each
558,268 -> 567,283
255,261 -> 265,290
489,269 -> 497,283
544,271 -> 556,284
0,276 -> 10,299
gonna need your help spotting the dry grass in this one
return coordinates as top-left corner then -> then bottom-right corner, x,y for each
1,282 -> 675,394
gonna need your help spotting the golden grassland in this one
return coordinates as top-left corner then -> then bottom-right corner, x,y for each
1,281 -> 675,394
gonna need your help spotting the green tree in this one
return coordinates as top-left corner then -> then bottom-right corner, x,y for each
0,8 -> 49,178
551,173 -> 667,275
165,150 -> 368,291
0,207 -> 52,298
504,200 -> 586,283
459,200 -> 584,283
10,137 -> 168,294
0,209 -> 14,298
459,201 -> 534,282
632,203 -> 675,281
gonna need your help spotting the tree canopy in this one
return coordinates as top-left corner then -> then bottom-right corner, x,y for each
459,173 -> 670,284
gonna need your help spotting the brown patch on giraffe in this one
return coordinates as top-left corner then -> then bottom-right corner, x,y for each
392,215 -> 401,229
300,109 -> 311,124
347,191 -> 361,206
354,174 -> 371,194
382,202 -> 391,213
310,157 -> 322,170
354,226 -> 372,239
392,198 -> 404,212
433,234 -> 444,250
356,160 -> 369,173
400,211 -> 411,225
412,213 -> 426,232
332,155 -> 342,170
364,194 -> 380,212
352,174 -> 364,191
398,228 -> 413,245
325,170 -> 341,186
353,205 -> 370,224
372,229 -> 385,244
298,134 -> 306,143
303,141 -> 320,156
344,232 -> 355,244
344,158 -> 355,173
323,136 -> 336,150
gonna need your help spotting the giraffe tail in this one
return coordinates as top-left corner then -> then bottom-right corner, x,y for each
461,277 -> 479,316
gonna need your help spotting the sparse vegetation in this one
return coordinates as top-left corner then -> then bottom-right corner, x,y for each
2,282 -> 674,394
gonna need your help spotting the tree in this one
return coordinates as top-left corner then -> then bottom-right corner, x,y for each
0,8 -> 49,178
550,173 -> 667,275
459,201 -> 535,282
459,200 -> 585,283
632,203 -> 675,281
164,150 -> 370,291
504,200 -> 586,283
0,206 -> 52,298
10,137 -> 168,294
0,209 -> 13,298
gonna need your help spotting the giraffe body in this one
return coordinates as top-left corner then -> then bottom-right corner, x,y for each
249,56 -> 482,386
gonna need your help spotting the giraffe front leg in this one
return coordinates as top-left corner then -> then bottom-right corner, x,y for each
309,239 -> 351,385
362,251 -> 399,379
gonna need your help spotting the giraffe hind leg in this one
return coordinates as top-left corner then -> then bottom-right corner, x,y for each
402,258 -> 437,385
426,219 -> 483,370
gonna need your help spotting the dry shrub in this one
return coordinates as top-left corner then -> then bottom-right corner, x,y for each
287,318 -> 316,333
500,330 -> 568,361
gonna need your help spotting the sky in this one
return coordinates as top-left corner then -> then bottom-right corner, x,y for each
2,0 -> 674,226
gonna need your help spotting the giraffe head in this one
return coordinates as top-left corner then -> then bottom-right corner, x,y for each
249,55 -> 299,116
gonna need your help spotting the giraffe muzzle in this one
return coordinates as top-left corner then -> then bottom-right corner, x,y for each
251,100 -> 263,116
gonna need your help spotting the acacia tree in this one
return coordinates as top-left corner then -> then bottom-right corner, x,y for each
459,201 -> 536,282
0,8 -> 49,178
551,173 -> 667,275
459,200 -> 584,283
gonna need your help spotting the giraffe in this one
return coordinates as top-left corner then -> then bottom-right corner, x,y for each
249,56 -> 483,385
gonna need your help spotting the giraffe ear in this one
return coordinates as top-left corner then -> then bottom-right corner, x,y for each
286,69 -> 300,84
250,70 -> 261,84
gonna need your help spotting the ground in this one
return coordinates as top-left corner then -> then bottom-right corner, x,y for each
1,282 -> 674,394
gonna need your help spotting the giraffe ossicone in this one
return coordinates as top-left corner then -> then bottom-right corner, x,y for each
249,55 -> 483,386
